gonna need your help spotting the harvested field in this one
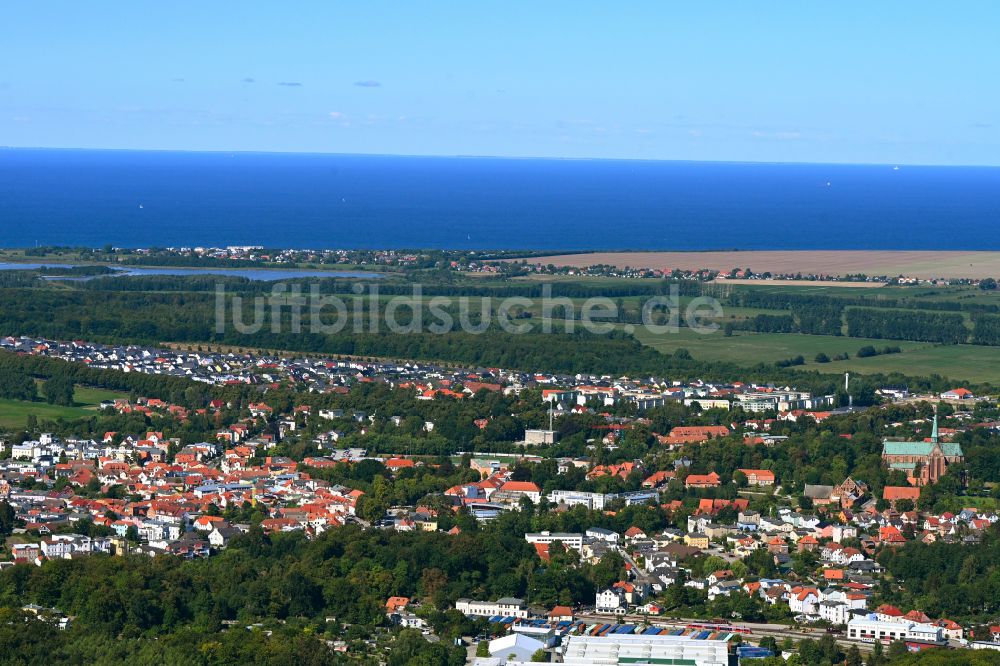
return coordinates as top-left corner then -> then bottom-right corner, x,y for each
522,251 -> 1000,280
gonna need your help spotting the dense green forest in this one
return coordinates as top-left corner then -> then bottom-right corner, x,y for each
879,527 -> 1000,620
846,309 -> 969,344
0,517 -> 593,665
721,286 -> 1000,315
972,313 -> 1000,346
0,367 -> 38,401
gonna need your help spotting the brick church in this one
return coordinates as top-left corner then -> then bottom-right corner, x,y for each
881,416 -> 963,486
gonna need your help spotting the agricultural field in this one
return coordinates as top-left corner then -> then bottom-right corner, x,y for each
632,326 -> 1000,385
525,250 -> 1000,280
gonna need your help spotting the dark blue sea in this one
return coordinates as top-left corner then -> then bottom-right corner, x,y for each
2,148 -> 999,250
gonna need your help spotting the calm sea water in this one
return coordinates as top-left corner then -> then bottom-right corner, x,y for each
0,263 -> 381,281
2,149 -> 999,250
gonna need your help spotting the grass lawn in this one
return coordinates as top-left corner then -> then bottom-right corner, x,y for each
0,399 -> 95,429
955,496 -> 1000,510
71,385 -> 129,405
0,383 -> 129,430
632,326 -> 1000,385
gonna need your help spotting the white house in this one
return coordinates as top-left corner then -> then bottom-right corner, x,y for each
708,580 -> 742,600
789,588 -> 820,616
819,601 -> 851,625
596,588 -> 627,615
830,525 -> 858,543
585,527 -> 620,544
390,612 -> 428,630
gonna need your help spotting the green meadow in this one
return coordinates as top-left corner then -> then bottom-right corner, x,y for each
0,383 -> 128,430
633,326 -> 1000,386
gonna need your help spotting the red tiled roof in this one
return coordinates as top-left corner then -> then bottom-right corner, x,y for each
500,481 -> 541,493
883,486 -> 920,501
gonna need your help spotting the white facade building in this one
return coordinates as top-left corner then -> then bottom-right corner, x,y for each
547,490 -> 606,510
847,617 -> 944,644
456,598 -> 528,619
585,527 -> 620,544
525,532 -> 584,550
595,588 -> 627,615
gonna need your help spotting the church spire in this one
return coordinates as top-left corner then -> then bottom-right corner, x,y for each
931,414 -> 939,443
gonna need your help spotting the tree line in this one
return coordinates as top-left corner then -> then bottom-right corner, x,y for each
845,308 -> 969,344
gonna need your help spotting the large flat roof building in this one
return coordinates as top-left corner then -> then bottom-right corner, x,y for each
559,633 -> 732,666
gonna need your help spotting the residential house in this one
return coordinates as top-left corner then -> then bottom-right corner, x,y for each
709,580 -> 742,600
685,472 -> 721,489
585,527 -> 620,544
684,532 -> 709,549
548,605 -> 574,622
738,469 -> 776,486
596,588 -> 628,615
789,587 -> 820,616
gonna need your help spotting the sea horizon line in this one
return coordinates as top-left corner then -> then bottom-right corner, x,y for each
3,144 -> 999,170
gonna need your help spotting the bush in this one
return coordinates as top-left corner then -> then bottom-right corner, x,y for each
858,345 -> 901,359
776,355 -> 805,368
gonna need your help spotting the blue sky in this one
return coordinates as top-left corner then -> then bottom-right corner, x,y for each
1,3 -> 997,164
